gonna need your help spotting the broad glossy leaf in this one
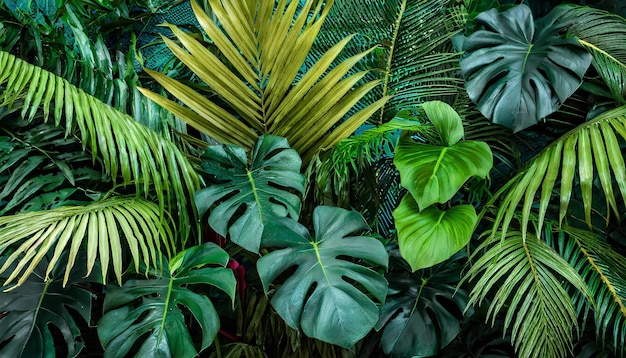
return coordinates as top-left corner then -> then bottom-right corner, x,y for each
422,100 -> 463,146
257,206 -> 388,348
457,4 -> 592,132
393,195 -> 477,271
195,135 -> 304,253
394,136 -> 492,211
98,243 -> 236,358
0,252 -> 92,358
376,254 -> 473,357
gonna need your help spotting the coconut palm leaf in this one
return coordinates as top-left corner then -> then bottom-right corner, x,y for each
312,0 -> 467,123
487,105 -> 626,241
556,226 -> 626,356
464,230 -> 591,358
139,0 -> 388,162
0,197 -> 171,286
0,50 -> 201,240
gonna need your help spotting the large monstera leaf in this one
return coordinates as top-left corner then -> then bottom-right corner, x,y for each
457,4 -> 592,132
257,206 -> 389,348
98,243 -> 236,358
393,195 -> 477,271
0,253 -> 92,358
195,135 -> 304,253
376,253 -> 473,357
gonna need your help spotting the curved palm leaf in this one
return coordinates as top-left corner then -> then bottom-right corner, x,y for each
0,50 -> 201,240
464,230 -> 591,358
558,226 -> 626,356
139,0 -> 387,162
562,6 -> 626,105
0,197 -> 171,286
487,105 -> 626,241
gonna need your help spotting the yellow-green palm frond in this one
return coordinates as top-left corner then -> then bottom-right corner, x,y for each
0,197 -> 171,287
562,6 -> 626,104
558,226 -> 626,355
139,0 -> 388,162
486,105 -> 626,241
464,230 -> 590,358
0,50 -> 202,240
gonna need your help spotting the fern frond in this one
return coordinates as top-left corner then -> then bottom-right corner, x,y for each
0,50 -> 201,241
464,231 -> 590,358
557,226 -> 626,356
487,105 -> 626,241
0,197 -> 171,287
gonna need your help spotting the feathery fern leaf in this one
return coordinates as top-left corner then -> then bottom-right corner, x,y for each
557,226 -> 626,356
140,0 -> 387,162
464,231 -> 591,358
0,197 -> 172,286
0,50 -> 201,241
487,105 -> 626,241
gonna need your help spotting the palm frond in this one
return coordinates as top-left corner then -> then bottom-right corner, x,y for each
556,226 -> 626,356
312,0 -> 467,123
486,105 -> 626,241
139,0 -> 387,162
0,197 -> 171,286
464,230 -> 590,358
0,50 -> 201,241
563,6 -> 626,105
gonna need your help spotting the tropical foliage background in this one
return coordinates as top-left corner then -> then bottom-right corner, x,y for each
1,0 -> 626,357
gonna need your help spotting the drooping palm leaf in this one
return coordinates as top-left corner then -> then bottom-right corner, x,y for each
0,197 -> 172,286
0,50 -> 201,240
557,226 -> 626,356
487,105 -> 626,241
464,230 -> 591,358
139,0 -> 387,162
561,5 -> 626,105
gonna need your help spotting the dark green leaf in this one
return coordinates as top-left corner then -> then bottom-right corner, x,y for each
257,206 -> 388,348
195,135 -> 304,253
98,243 -> 236,358
457,4 -> 592,131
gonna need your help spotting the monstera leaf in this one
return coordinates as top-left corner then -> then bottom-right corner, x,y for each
457,4 -> 592,132
257,206 -> 389,348
0,252 -> 92,358
377,253 -> 473,357
393,195 -> 477,271
98,243 -> 236,358
195,135 -> 305,253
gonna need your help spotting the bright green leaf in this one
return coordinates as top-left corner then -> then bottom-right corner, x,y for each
393,195 -> 477,271
422,100 -> 464,146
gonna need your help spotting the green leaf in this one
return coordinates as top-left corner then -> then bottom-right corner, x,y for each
0,251 -> 92,358
376,254 -> 473,357
457,4 -> 592,132
98,243 -> 236,358
257,206 -> 388,348
195,135 -> 304,253
422,100 -> 464,146
393,195 -> 477,270
394,135 -> 492,211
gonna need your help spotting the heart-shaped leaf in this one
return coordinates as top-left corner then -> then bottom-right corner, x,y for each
393,195 -> 477,270
376,253 -> 473,357
257,206 -> 389,348
394,136 -> 492,211
98,243 -> 236,358
457,4 -> 592,132
195,135 -> 305,253
422,100 -> 464,146
0,252 -> 92,358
